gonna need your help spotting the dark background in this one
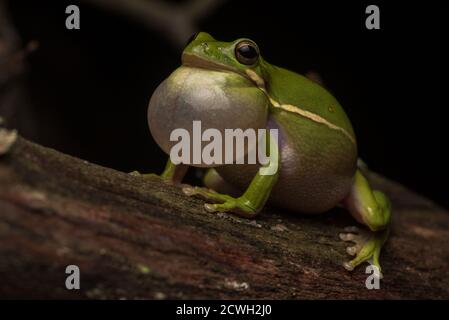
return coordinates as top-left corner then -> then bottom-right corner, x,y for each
5,0 -> 449,208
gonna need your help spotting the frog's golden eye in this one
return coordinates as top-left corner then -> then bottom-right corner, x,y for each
235,40 -> 259,65
184,32 -> 199,49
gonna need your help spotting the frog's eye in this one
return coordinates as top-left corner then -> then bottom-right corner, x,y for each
184,32 -> 199,49
235,40 -> 259,65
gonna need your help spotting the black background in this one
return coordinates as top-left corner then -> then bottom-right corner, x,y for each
0,299 -> 444,319
6,0 -> 449,208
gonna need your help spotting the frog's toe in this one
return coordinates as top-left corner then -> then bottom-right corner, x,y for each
346,244 -> 362,256
183,186 -> 257,217
339,232 -> 355,241
339,230 -> 368,243
204,198 -> 256,218
182,186 -> 226,202
339,226 -> 386,276
204,203 -> 218,212
182,185 -> 197,196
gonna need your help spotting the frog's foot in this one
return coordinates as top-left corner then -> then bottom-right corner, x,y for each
130,160 -> 188,184
339,226 -> 387,278
182,186 -> 257,218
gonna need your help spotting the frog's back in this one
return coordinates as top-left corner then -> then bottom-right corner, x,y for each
262,63 -> 355,140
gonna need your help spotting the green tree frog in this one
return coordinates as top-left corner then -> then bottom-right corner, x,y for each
143,32 -> 391,274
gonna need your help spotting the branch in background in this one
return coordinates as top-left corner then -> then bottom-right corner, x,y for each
0,0 -> 39,138
0,0 -> 38,84
82,0 -> 226,48
0,0 -> 22,86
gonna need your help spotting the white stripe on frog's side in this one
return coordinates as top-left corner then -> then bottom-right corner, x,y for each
245,69 -> 356,145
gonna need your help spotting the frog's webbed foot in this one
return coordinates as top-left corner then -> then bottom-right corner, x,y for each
182,186 -> 257,218
339,226 -> 387,278
340,170 -> 392,276
183,147 -> 279,219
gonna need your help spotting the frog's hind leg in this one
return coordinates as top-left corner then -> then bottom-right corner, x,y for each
340,170 -> 391,275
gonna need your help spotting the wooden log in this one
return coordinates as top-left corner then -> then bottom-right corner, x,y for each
0,131 -> 448,299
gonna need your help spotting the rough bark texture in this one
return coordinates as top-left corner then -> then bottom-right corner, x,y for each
0,132 -> 448,299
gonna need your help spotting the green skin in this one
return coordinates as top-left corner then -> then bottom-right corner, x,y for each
144,32 -> 391,275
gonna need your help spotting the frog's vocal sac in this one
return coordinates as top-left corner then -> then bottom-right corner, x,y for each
167,119 -> 279,176
143,32 -> 392,275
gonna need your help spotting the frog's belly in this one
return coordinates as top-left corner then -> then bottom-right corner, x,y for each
215,112 -> 358,213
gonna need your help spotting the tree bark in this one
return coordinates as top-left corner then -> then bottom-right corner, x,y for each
0,131 -> 448,299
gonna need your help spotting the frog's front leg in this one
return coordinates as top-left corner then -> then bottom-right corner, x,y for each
159,158 -> 189,183
131,158 -> 188,184
183,134 -> 280,218
340,170 -> 392,275
183,167 -> 279,218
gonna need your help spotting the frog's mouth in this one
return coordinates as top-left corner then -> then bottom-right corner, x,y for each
182,52 -> 268,96
182,53 -> 248,79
